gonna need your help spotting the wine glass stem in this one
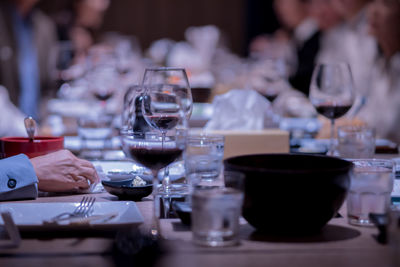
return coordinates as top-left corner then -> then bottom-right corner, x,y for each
151,169 -> 161,239
329,119 -> 335,156
161,131 -> 166,150
160,131 -> 171,193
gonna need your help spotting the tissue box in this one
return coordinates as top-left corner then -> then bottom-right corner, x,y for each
207,129 -> 289,159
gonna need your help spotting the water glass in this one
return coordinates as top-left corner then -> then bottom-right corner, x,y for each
347,159 -> 394,226
191,171 -> 244,247
337,126 -> 375,158
184,134 -> 225,182
77,114 -> 113,158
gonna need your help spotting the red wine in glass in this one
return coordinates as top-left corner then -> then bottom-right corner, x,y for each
315,104 -> 352,119
94,92 -> 114,101
128,147 -> 183,171
262,92 -> 279,103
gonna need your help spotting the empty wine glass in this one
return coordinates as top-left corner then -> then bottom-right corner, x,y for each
141,67 -> 193,120
309,62 -> 355,155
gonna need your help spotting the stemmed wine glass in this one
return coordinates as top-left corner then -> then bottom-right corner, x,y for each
121,128 -> 186,238
258,57 -> 289,103
141,68 -> 193,192
142,67 -> 193,120
309,62 -> 355,155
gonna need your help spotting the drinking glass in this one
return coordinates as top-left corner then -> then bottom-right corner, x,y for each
257,57 -> 289,102
191,171 -> 245,247
309,62 -> 355,155
337,126 -> 376,159
141,67 -> 192,192
185,134 -> 225,182
87,65 -> 119,106
78,114 -> 114,159
347,159 -> 394,226
141,67 -> 193,121
121,128 -> 187,237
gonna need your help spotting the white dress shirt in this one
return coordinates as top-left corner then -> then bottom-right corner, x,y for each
358,53 -> 400,143
0,85 -> 27,137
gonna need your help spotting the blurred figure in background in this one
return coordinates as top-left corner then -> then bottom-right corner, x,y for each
53,0 -> 110,58
358,0 -> 400,143
331,0 -> 377,116
0,85 -> 26,137
309,0 -> 344,62
0,0 -> 57,120
250,0 -> 320,96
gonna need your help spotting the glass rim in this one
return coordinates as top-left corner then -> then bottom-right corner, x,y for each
144,67 -> 187,72
187,133 -> 225,142
337,125 -> 375,132
349,158 -> 394,171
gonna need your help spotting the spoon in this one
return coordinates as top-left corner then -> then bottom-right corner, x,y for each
24,116 -> 36,142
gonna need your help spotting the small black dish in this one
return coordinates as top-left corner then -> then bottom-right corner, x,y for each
102,179 -> 153,201
172,201 -> 192,226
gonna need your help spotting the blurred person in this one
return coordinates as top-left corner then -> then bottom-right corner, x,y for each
52,0 -> 110,58
357,0 -> 400,143
0,0 -> 57,120
309,0 -> 345,62
0,85 -> 26,137
0,150 -> 99,201
250,0 -> 320,96
331,0 -> 377,115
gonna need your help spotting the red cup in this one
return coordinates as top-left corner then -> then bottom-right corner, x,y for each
0,136 -> 64,159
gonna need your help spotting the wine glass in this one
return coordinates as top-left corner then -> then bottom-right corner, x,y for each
258,57 -> 290,103
120,127 -> 187,238
50,41 -> 87,89
87,64 -> 119,108
141,68 -> 193,193
141,67 -> 193,120
309,62 -> 355,155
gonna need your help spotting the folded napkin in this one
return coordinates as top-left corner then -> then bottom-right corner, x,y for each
204,89 -> 271,130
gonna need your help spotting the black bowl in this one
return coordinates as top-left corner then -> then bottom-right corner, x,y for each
102,179 -> 153,201
224,154 -> 352,235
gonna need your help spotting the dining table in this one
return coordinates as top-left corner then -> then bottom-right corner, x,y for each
0,152 -> 398,267
0,188 -> 396,267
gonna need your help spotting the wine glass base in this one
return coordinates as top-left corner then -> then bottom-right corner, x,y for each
157,184 -> 190,196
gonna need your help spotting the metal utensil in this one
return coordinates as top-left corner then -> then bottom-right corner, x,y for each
44,197 -> 96,224
24,116 -> 36,142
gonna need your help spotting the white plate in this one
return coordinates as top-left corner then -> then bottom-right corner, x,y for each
0,201 -> 143,231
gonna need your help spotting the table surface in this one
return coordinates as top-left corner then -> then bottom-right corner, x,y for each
1,153 -> 399,267
0,192 -> 395,267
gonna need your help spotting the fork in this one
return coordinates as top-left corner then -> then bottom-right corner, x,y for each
45,197 -> 96,223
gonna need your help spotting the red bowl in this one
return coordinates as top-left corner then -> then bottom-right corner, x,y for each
0,136 -> 64,159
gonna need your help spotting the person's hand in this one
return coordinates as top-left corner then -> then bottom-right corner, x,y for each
30,150 -> 99,192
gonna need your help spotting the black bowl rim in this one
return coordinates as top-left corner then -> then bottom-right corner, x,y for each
224,153 -> 353,174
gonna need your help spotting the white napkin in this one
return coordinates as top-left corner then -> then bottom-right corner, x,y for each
204,89 -> 271,130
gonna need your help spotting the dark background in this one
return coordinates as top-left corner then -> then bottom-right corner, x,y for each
39,0 -> 280,56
